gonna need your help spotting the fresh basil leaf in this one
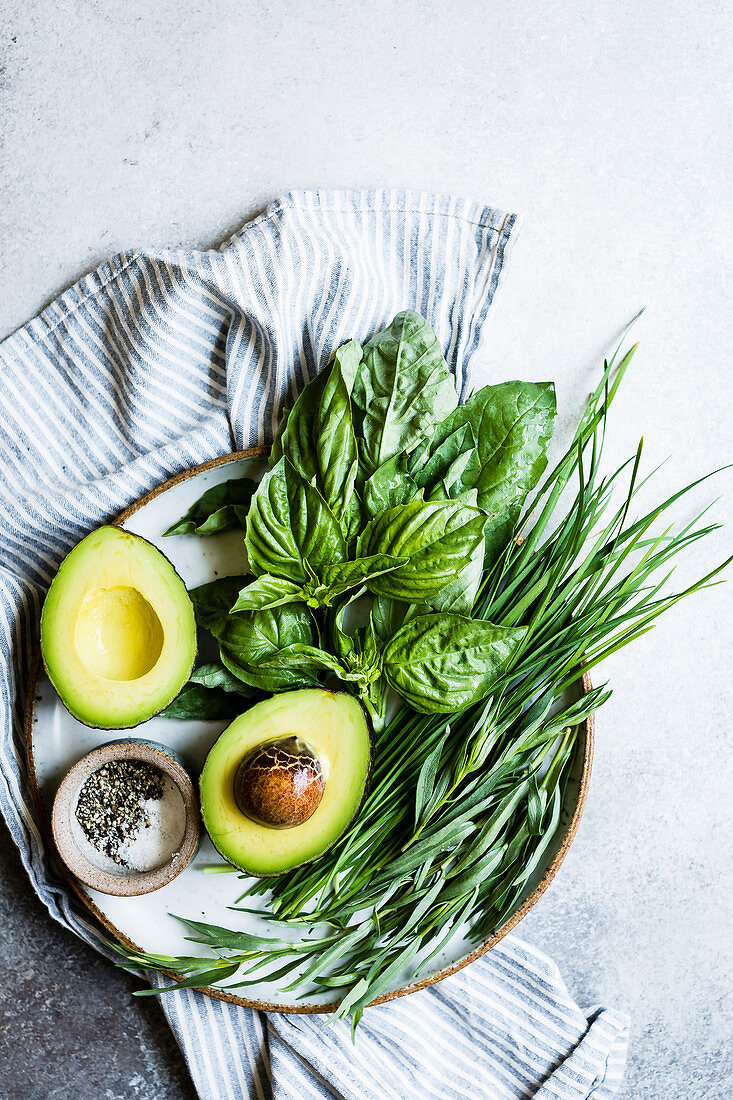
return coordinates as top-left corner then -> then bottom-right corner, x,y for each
382,613 -> 527,712
414,424 -> 477,499
256,643 -> 347,678
163,478 -> 257,537
218,602 -> 318,662
160,682 -> 249,721
315,355 -> 360,537
270,350 -> 361,539
370,595 -> 416,645
421,538 -> 485,616
284,458 -> 347,576
363,453 -> 418,519
327,589 -> 362,664
189,576 -> 250,634
363,676 -> 389,731
218,603 -> 321,692
220,648 -> 319,693
361,614 -> 380,674
276,362 -> 338,490
429,454 -> 484,503
318,555 -> 407,600
162,660 -> 258,717
331,339 -> 363,393
275,366 -> 330,484
404,434 -> 431,479
245,458 -> 346,583
245,460 -> 304,581
427,381 -> 556,514
358,498 -> 486,601
231,575 -> 305,612
232,556 -> 405,615
270,341 -> 361,467
323,594 -> 385,721
269,404 -> 290,466
189,662 -> 255,694
324,592 -> 382,681
314,349 -> 358,539
352,311 -> 458,478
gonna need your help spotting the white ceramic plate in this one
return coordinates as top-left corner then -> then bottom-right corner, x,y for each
26,451 -> 593,1011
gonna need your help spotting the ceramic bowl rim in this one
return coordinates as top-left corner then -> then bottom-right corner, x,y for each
50,740 -> 200,897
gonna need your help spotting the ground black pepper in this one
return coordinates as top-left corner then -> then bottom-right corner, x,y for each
75,759 -> 164,865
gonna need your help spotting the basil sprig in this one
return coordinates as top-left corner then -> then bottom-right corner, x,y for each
163,310 -> 557,723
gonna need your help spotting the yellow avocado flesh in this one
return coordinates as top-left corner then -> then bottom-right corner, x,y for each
200,690 -> 371,876
41,526 -> 196,729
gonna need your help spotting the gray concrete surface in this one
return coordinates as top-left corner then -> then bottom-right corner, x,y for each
0,815 -> 196,1100
1,2 -> 732,1098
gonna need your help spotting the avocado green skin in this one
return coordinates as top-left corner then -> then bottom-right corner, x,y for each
40,527 -> 197,731
200,690 -> 373,877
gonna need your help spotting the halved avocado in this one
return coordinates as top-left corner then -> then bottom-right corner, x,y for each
200,689 -> 371,876
41,526 -> 196,729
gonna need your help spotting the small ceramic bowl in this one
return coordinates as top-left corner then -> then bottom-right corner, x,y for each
51,739 -> 200,897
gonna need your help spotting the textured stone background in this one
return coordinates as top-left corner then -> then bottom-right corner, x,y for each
0,816 -> 195,1099
1,2 -> 731,1098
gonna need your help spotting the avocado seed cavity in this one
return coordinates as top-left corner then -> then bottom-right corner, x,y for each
234,737 -> 326,829
75,586 -> 164,681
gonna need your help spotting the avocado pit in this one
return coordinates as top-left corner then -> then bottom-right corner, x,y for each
234,736 -> 325,829
200,689 -> 371,875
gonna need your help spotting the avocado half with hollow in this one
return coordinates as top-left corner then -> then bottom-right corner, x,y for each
41,526 -> 196,729
200,689 -> 371,876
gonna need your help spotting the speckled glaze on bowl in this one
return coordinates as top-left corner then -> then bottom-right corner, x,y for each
51,739 -> 200,897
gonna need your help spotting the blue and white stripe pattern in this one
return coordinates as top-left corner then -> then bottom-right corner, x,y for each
0,190 -> 629,1099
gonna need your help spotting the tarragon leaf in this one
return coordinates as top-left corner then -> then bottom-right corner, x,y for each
527,774 -> 548,836
414,727 -> 452,827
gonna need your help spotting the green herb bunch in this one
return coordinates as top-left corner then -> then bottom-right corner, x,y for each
126,315 -> 730,1027
164,310 -> 557,729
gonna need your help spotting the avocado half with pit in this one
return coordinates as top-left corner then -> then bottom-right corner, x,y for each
41,526 -> 197,729
200,689 -> 371,876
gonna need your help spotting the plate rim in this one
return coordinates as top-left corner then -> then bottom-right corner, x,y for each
24,447 -> 595,1014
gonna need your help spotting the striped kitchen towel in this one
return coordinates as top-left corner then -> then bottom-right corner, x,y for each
0,189 -> 629,1099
